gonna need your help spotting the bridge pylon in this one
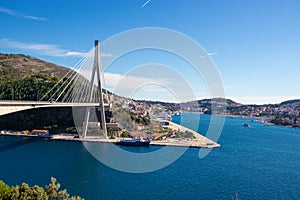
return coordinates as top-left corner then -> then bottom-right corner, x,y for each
82,40 -> 107,139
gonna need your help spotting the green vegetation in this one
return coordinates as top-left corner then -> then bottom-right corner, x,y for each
175,131 -> 196,139
270,117 -> 299,127
0,53 -> 73,101
0,74 -> 71,101
111,107 -> 135,131
107,126 -> 121,139
111,106 -> 151,132
120,131 -> 130,137
144,127 -> 164,135
0,177 -> 83,200
130,112 -> 150,125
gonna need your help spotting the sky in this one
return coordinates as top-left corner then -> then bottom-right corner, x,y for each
0,0 -> 299,104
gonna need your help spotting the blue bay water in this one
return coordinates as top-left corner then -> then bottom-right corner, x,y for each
1,113 -> 300,199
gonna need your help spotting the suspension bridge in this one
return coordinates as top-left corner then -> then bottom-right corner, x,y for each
0,41 -> 111,139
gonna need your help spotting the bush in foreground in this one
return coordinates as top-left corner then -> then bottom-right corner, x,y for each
0,177 -> 83,200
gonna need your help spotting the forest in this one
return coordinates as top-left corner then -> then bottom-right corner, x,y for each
0,74 -> 67,101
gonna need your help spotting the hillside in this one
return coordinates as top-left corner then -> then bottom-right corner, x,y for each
0,53 -> 73,101
280,99 -> 300,106
0,53 -> 76,132
0,53 -> 70,81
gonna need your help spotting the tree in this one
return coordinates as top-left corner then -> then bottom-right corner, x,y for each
45,177 -> 83,200
45,177 -> 60,199
4,182 -> 48,200
0,178 -> 83,200
0,180 -> 10,199
31,185 -> 49,200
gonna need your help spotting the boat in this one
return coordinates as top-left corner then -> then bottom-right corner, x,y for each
243,123 -> 249,127
174,112 -> 181,116
115,137 -> 150,146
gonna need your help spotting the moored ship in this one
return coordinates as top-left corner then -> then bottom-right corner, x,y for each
116,137 -> 150,146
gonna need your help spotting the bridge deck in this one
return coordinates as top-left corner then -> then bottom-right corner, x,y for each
0,101 -> 109,107
0,101 -> 110,116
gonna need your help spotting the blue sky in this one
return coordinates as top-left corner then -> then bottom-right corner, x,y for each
0,0 -> 299,104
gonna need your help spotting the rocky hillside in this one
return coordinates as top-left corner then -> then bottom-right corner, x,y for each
0,53 -> 70,81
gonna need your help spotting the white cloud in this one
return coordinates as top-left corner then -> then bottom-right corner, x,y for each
103,72 -> 124,87
103,72 -> 168,90
229,96 -> 300,105
75,71 -> 170,97
0,38 -> 113,58
208,52 -> 218,56
63,51 -> 88,57
0,39 -> 65,56
101,72 -> 198,102
0,7 -> 46,21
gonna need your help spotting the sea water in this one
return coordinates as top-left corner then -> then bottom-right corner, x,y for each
1,113 -> 300,199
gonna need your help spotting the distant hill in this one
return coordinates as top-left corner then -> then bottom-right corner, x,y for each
280,99 -> 300,106
0,53 -> 70,81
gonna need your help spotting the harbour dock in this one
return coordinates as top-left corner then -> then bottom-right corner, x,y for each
1,121 -> 221,148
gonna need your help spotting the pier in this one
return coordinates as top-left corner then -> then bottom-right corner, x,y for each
151,120 -> 220,148
0,121 -> 221,148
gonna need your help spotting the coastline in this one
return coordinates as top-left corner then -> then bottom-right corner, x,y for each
0,120 -> 221,149
182,112 -> 299,129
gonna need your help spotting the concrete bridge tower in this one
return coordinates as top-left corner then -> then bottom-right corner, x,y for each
82,40 -> 107,139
